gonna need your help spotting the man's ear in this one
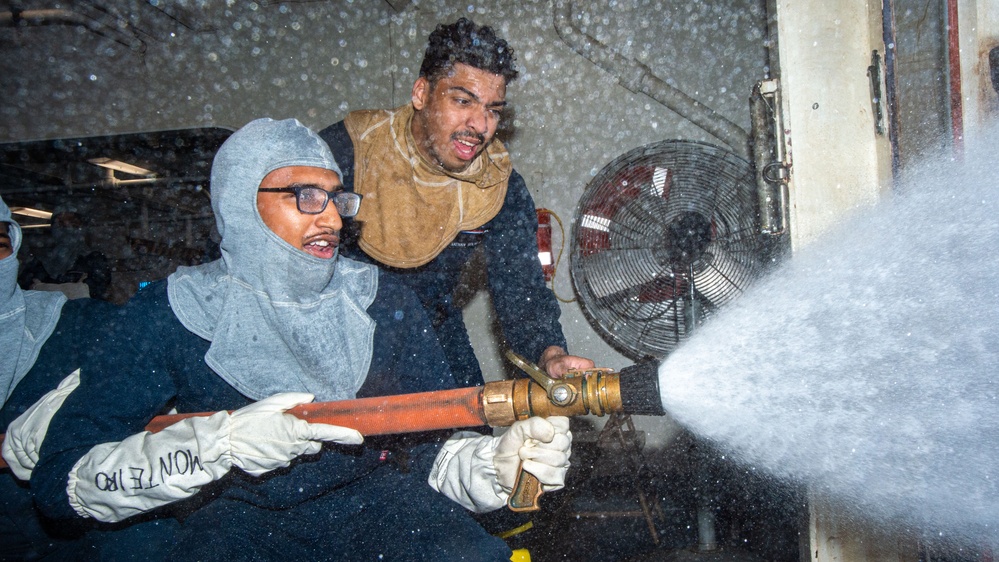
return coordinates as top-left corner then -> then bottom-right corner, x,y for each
412,77 -> 430,110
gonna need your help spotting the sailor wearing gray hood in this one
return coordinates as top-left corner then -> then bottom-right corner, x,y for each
0,195 -> 119,559
29,118 -> 570,561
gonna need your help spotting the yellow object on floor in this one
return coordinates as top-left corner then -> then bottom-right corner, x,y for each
510,548 -> 531,562
495,520 -> 533,539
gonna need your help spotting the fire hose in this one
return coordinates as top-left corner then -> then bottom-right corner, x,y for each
0,355 -> 664,511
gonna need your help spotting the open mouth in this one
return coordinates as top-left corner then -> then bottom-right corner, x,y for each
304,237 -> 337,259
451,133 -> 483,161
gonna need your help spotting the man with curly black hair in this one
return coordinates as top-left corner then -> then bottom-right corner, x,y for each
320,17 -> 594,388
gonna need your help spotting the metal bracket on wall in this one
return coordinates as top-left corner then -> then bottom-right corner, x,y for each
750,79 -> 791,235
989,46 -> 999,95
867,50 -> 887,136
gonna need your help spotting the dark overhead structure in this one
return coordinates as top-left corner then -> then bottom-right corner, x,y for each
0,128 -> 231,227
0,128 -> 231,303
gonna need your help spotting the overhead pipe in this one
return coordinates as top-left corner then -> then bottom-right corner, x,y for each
552,0 -> 751,159
1,361 -> 665,511
0,8 -> 145,53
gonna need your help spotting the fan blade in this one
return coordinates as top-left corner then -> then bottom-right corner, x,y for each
693,242 -> 761,306
589,286 -> 684,356
579,248 -> 666,299
606,196 -> 669,250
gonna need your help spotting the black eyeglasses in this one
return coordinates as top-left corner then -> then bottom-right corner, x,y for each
258,185 -> 361,217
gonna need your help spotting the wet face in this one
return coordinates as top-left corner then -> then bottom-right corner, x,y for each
256,166 -> 343,260
410,63 -> 507,173
0,222 -> 11,260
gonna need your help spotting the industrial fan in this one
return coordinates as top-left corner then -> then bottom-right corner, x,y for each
570,140 -> 770,361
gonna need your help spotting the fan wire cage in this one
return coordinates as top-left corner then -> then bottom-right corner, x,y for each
570,140 -> 769,361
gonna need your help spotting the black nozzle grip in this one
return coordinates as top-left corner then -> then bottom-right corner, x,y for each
618,361 -> 666,416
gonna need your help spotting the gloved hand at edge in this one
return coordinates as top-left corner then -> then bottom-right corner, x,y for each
428,416 -> 571,513
67,392 -> 363,523
2,369 -> 81,480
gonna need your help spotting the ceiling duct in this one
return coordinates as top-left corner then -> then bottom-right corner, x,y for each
552,0 -> 750,159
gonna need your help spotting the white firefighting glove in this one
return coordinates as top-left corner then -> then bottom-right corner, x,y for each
428,416 -> 571,513
67,392 -> 363,523
2,369 -> 81,480
224,392 -> 365,476
493,416 -> 572,493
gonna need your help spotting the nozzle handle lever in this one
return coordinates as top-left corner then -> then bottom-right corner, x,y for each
503,350 -> 554,512
505,350 -> 555,393
507,465 -> 544,512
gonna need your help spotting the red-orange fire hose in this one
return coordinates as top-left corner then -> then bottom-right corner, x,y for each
0,360 -> 663,511
148,385 -> 488,436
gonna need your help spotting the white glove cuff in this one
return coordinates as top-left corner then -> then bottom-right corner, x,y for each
2,369 -> 82,480
428,431 -> 508,513
67,411 -> 233,523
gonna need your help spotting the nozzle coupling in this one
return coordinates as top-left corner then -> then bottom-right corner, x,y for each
481,367 -> 634,427
481,359 -> 664,427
